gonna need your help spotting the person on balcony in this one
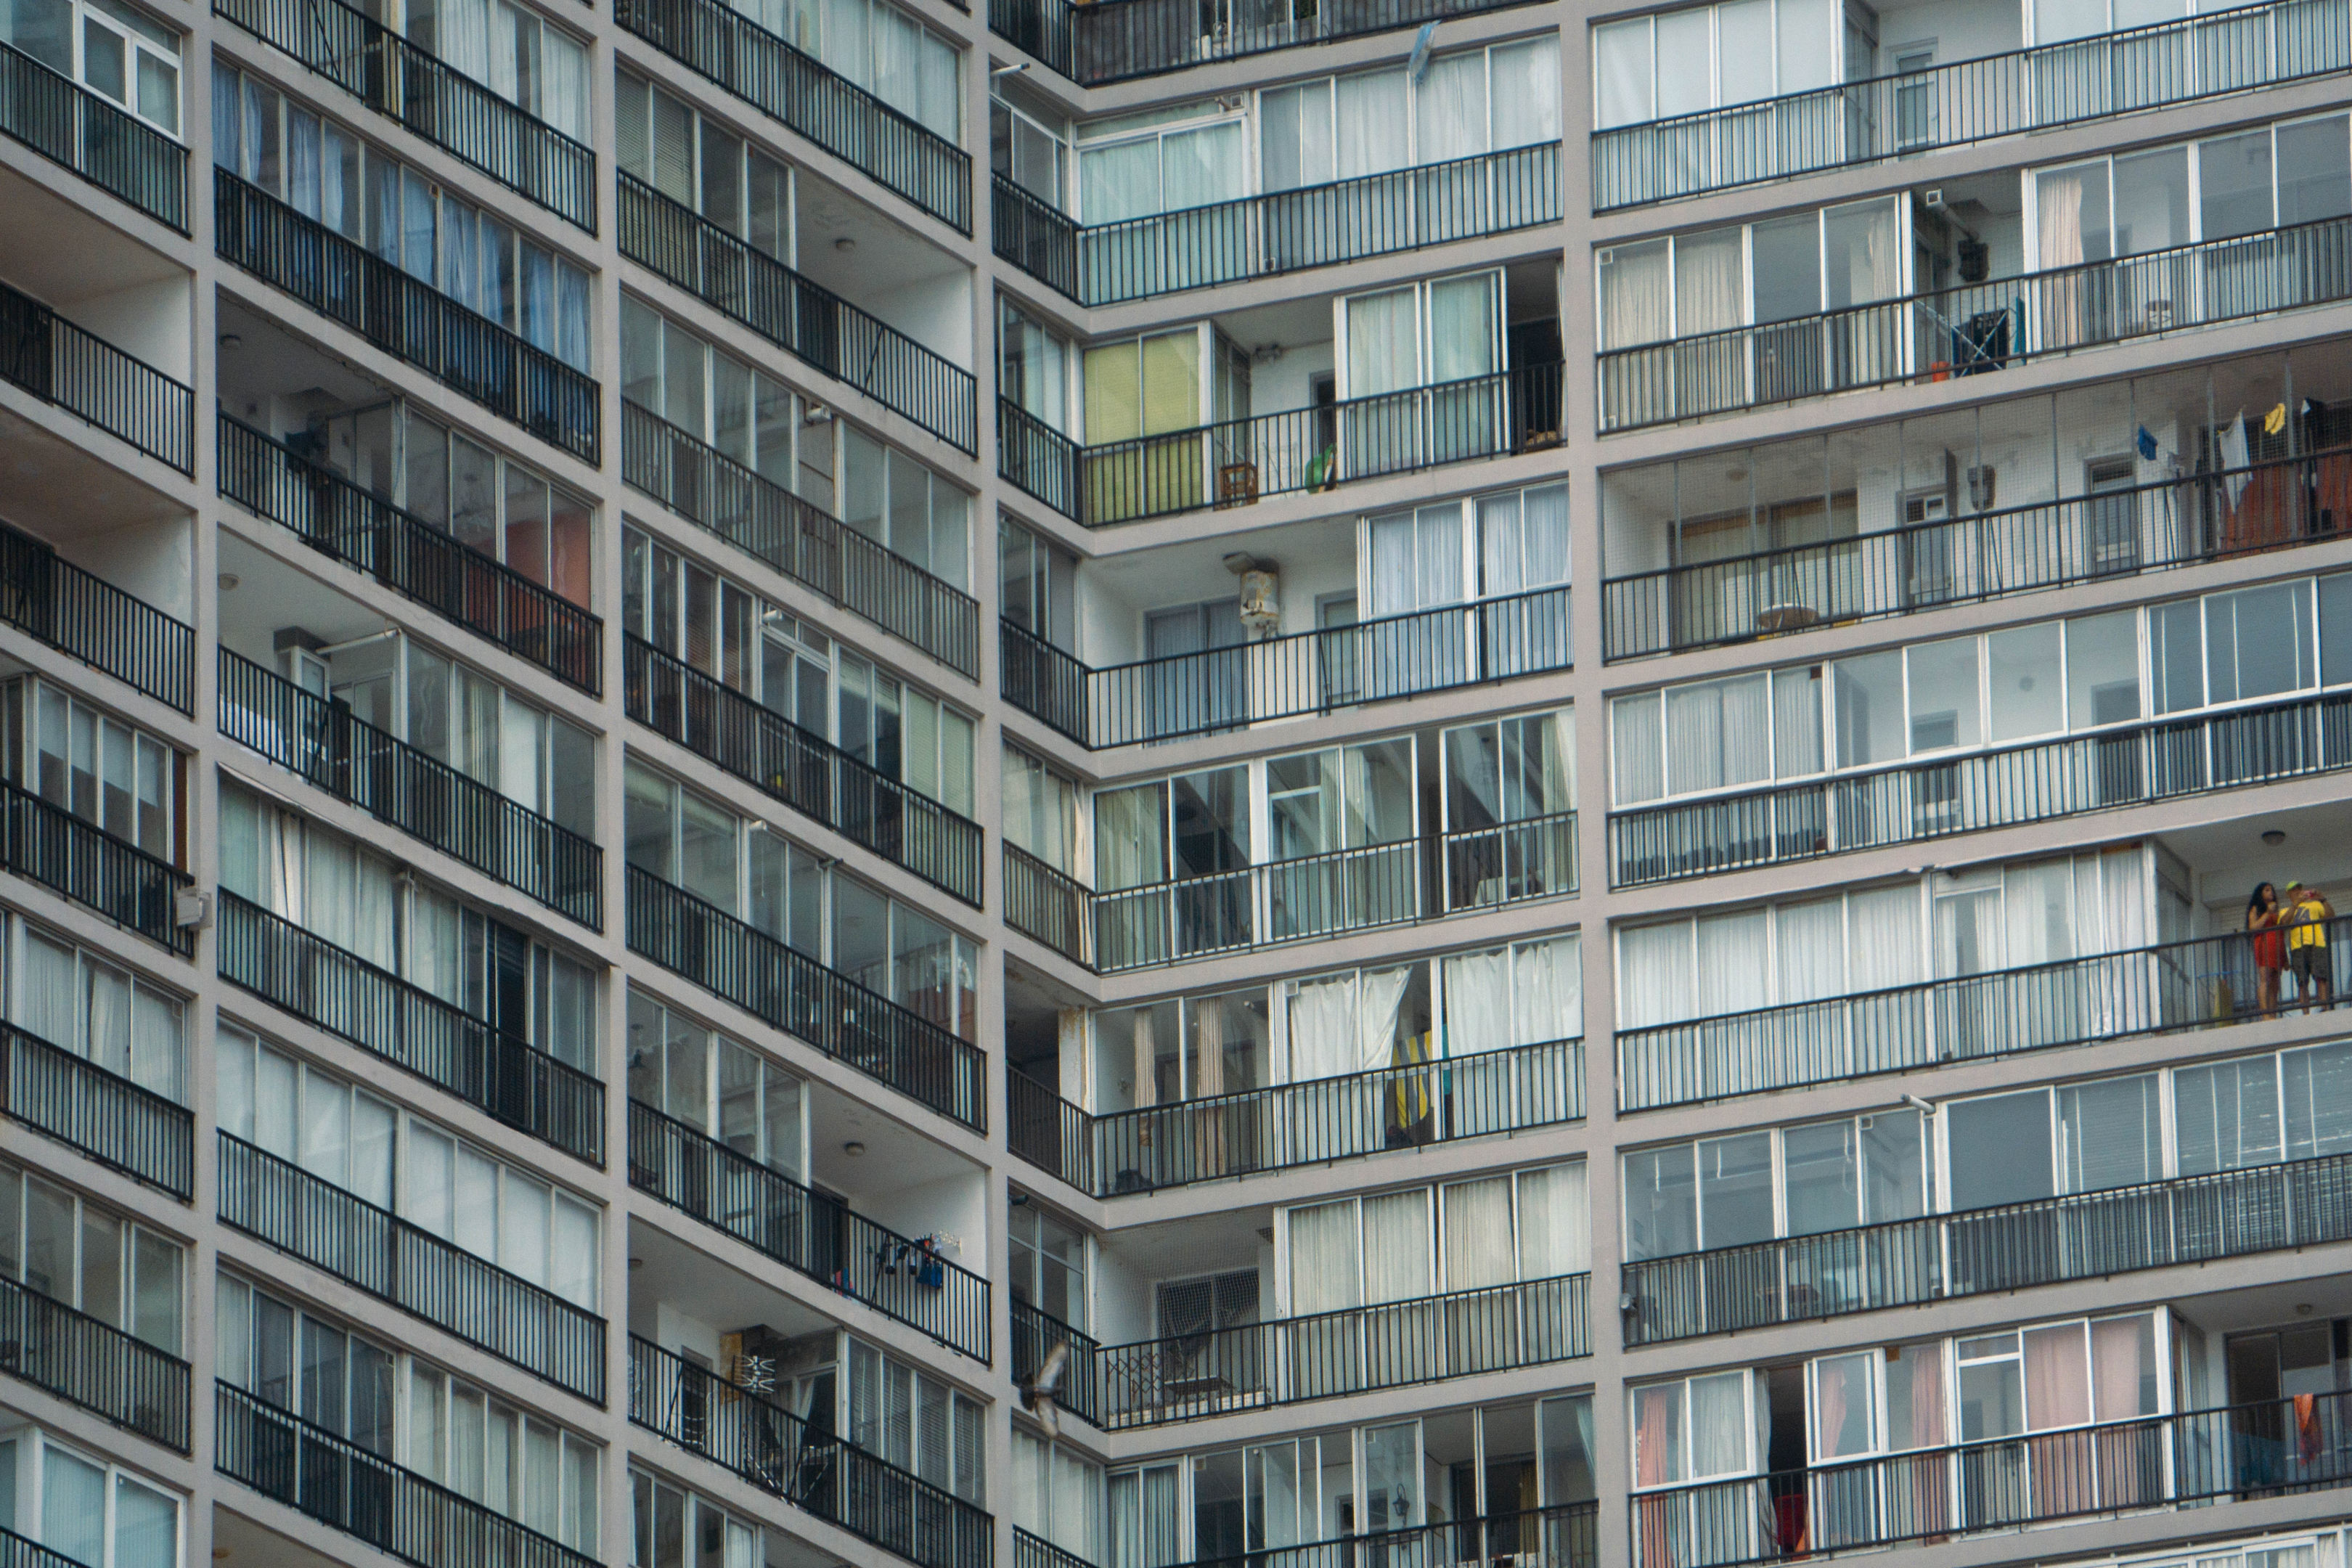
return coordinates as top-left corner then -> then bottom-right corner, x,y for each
2250,881 -> 2287,1019
2284,881 -> 2335,1011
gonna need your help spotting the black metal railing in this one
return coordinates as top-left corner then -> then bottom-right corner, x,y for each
625,637 -> 981,904
988,0 -> 1551,86
1612,685 -> 2352,889
1625,1143 -> 2352,1346
1605,444 -> 2352,662
213,0 -> 594,229
1596,0 -> 2352,211
630,1335 -> 993,1568
1,1020 -> 191,1197
613,0 -> 969,232
0,520 -> 194,712
0,38 -> 184,229
1005,1038 -> 1582,1197
628,1101 -> 992,1360
219,1132 -> 604,1400
1630,1386 -> 2352,1568
217,1380 -> 599,1568
0,1524 -> 106,1568
216,891 -> 605,1164
999,587 -> 1570,751
620,173 -> 976,452
1601,206 -> 2352,432
999,359 -> 1566,527
219,416 -> 601,693
0,1265 -> 189,1451
1618,913 -> 2352,1113
624,865 -> 985,1132
214,170 -> 600,462
0,777 -> 192,953
991,146 -> 1559,308
0,278 -> 191,470
1013,1530 -> 1097,1568
219,648 -> 601,928
1010,1300 -> 1100,1424
621,401 -> 980,677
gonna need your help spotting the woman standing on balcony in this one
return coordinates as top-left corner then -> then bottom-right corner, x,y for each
2250,881 -> 2287,1019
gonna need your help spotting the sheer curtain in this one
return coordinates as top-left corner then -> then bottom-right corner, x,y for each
1516,1162 -> 1590,1275
1775,899 -> 1846,1003
1287,976 -> 1357,1081
1164,123 -> 1245,211
1519,936 -> 1583,1042
1490,38 -> 1561,149
1094,785 -> 1164,891
1357,966 -> 1411,1071
1612,693 -> 1665,805
542,30 -> 588,139
1675,229 -> 1745,339
1288,1200 -> 1362,1312
1440,949 -> 1509,1053
84,962 -> 130,1078
1360,1190 -> 1432,1302
1847,886 -> 1924,989
1600,241 -> 1673,351
1617,923 -> 1694,1029
1428,274 -> 1496,383
1441,1176 -> 1514,1289
1414,52 -> 1489,166
1696,910 -> 1770,1016
1336,70 -> 1410,177
1344,287 -> 1418,397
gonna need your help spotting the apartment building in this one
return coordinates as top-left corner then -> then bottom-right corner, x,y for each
4,0 -> 2352,1567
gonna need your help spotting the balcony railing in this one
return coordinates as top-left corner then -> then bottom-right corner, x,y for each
1005,1037 -> 1582,1196
0,1525 -> 102,1568
625,865 -> 985,1132
0,38 -> 185,229
1,778 -> 192,954
1631,1387 -> 2352,1568
1596,0 -> 2352,211
0,1267 -> 190,1451
630,1335 -> 993,1568
1600,207 -> 2352,432
1612,685 -> 2352,889
1014,1530 -> 1096,1568
1605,445 -> 2352,662
991,147 -> 1559,307
1618,915 -> 2352,1113
1010,1301 -> 1101,1424
626,637 -> 981,905
1000,589 -> 1570,751
621,401 -> 980,676
219,417 -> 601,693
219,648 -> 602,928
987,0 -> 1551,86
214,0 -> 595,229
0,520 -> 194,712
999,360 -> 1566,527
217,1380 -> 599,1568
613,0 -> 970,232
1625,1144 -> 2352,1347
220,1132 -> 604,1400
217,891 -> 605,1165
0,278 -> 192,471
621,173 -> 976,452
628,1100 -> 992,1360
215,170 -> 600,463
1,1021 -> 191,1197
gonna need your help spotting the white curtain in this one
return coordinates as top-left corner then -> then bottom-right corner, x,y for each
870,6 -> 921,126
1416,503 -> 1466,606
1441,1176 -> 1514,1289
1516,1163 -> 1590,1276
85,961 -> 130,1078
1617,923 -> 1694,1028
1080,139 -> 1160,224
1490,37 -> 1561,148
1361,1189 -> 1432,1302
1440,948 -> 1510,1054
1336,69 -> 1410,178
542,30 -> 588,139
1520,483 -> 1570,587
1665,684 -> 1728,793
1131,1009 -> 1157,1108
1368,510 -> 1418,616
1288,1200 -> 1362,1312
1428,274 -> 1496,383
1164,122 -> 1244,211
1612,693 -> 1666,805
440,0 -> 492,83
1346,287 -> 1419,397
1696,910 -> 1771,1016
1600,240 -> 1672,351
1260,81 -> 1333,192
1847,885 -> 1924,990
1775,899 -> 1847,1003
1593,20 -> 1654,128
1675,229 -> 1745,338
1519,936 -> 1583,1042
20,931 -> 75,1051
1287,976 -> 1357,1081
1357,965 -> 1411,1070
2006,859 -> 2078,967
1414,52 -> 1489,166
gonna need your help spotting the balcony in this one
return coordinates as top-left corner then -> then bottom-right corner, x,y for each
214,171 -> 600,464
629,1335 -> 993,1568
1010,1300 -> 1099,1417
1604,446 -> 2352,663
220,1132 -> 604,1400
1000,592 -> 1572,753
1618,915 -> 2348,1114
0,276 -> 191,473
987,0 -> 1549,86
0,40 -> 185,229
217,891 -> 605,1164
997,364 -> 1566,528
1631,1387 -> 2352,1568
619,173 -> 976,452
612,0 -> 970,234
1014,1531 -> 1093,1568
1598,210 -> 2352,433
0,519 -> 193,712
213,0 -> 595,229
218,648 -> 602,928
624,865 -> 986,1132
627,1100 -> 992,1360
1005,1038 -> 1582,1196
1612,686 -> 2352,889
0,1267 -> 190,1451
216,1380 -> 600,1568
1625,1144 -> 2352,1347
218,417 -> 601,693
624,636 -> 982,904
1,1020 -> 192,1197
1596,0 -> 2352,212
621,401 -> 980,676
991,147 -> 1560,309
0,777 -> 192,955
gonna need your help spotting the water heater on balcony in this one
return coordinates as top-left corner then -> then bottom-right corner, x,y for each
1230,553 -> 1281,636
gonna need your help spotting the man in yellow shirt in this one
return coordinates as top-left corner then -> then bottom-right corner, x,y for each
2284,881 -> 2336,1010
